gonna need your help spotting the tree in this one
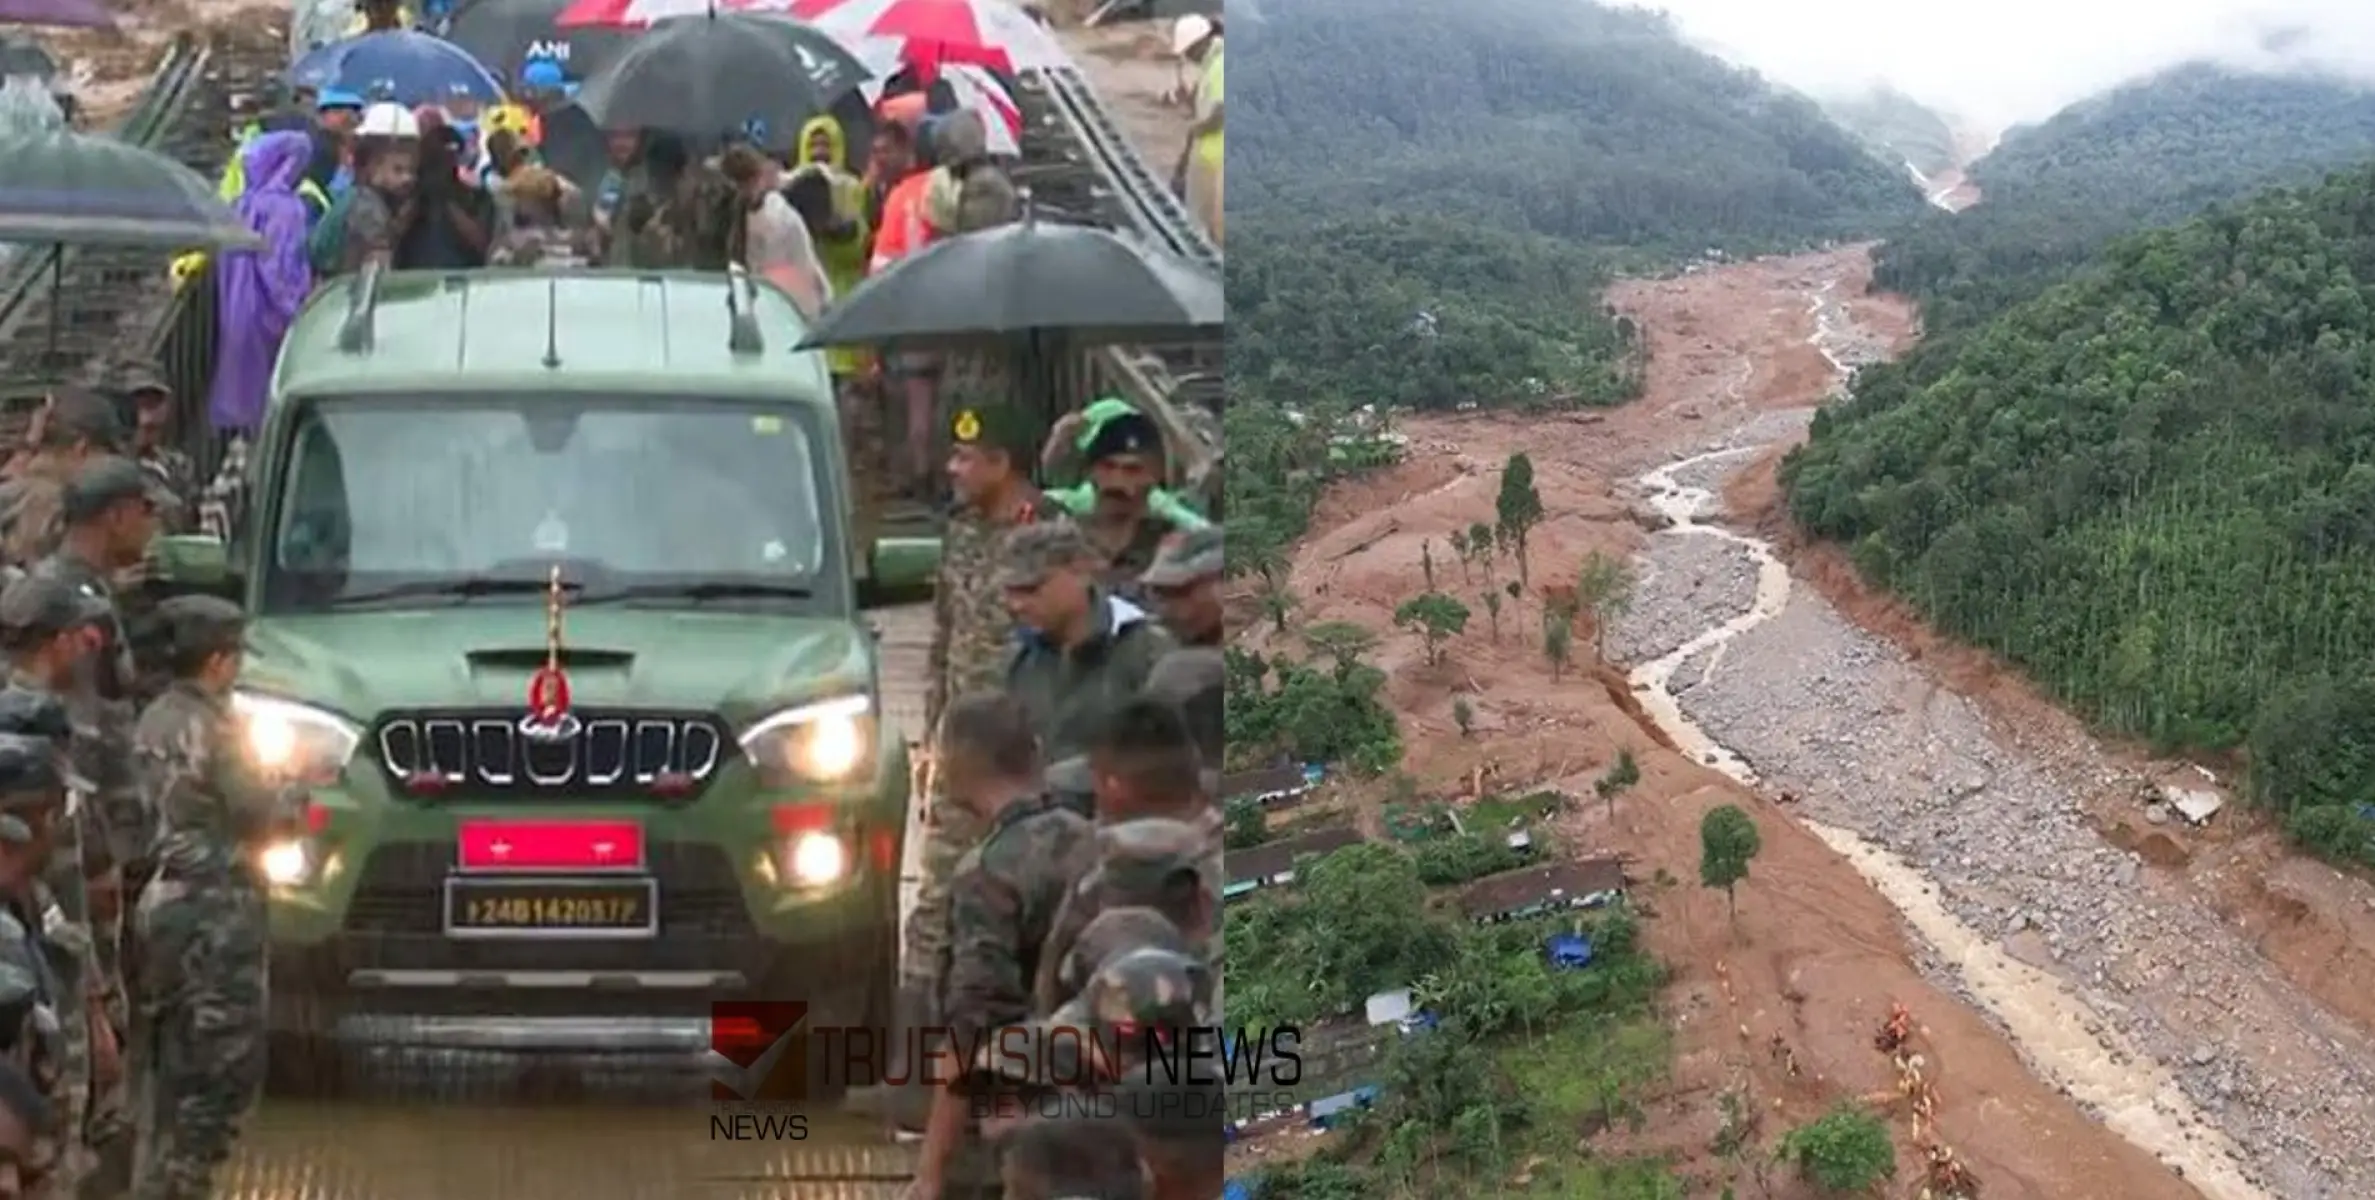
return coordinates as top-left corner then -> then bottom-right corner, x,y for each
1468,521 -> 1497,584
1448,528 -> 1473,582
1260,583 -> 1297,633
1482,589 -> 1503,642
1452,696 -> 1475,738
1421,539 -> 1438,590
1224,799 -> 1270,850
1595,748 -> 1639,822
1698,805 -> 1762,918
1577,551 -> 1636,659
1228,517 -> 1287,585
1395,593 -> 1472,667
1544,616 -> 1573,681
1496,454 -> 1545,586
1303,620 -> 1380,673
1776,1103 -> 1896,1192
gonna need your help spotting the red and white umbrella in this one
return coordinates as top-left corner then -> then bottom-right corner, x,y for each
853,43 -> 1020,155
557,0 -> 1066,73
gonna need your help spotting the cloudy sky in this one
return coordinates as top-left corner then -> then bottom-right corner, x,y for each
1644,0 -> 2375,131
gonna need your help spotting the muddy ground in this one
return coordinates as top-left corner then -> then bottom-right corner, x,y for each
1268,240 -> 2375,1197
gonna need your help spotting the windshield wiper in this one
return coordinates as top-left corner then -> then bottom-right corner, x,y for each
331,578 -> 580,606
579,581 -> 814,604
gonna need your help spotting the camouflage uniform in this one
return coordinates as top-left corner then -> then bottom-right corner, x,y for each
940,794 -> 1095,1043
118,365 -> 196,537
0,727 -> 88,1199
130,598 -> 287,1200
905,403 -> 1043,999
1033,816 -> 1224,1023
999,523 -> 1176,764
0,457 -> 69,575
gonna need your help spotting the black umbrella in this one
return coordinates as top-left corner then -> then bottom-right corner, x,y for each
540,88 -> 879,192
0,35 -> 57,78
0,129 -> 258,247
798,212 -> 1223,350
443,0 -> 635,90
571,13 -> 870,146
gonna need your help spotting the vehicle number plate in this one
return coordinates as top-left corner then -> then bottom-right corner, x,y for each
443,877 -> 658,938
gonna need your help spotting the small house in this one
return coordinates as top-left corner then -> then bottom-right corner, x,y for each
1226,827 -> 1363,896
1308,1084 -> 1382,1130
1458,857 -> 1627,924
1223,764 -> 1315,809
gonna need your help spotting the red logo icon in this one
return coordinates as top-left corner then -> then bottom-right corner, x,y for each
708,1002 -> 811,1102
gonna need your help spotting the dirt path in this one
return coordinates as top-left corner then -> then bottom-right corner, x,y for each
1276,246 -> 2290,1197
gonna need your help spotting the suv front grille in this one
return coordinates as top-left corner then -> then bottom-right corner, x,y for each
374,709 -> 734,801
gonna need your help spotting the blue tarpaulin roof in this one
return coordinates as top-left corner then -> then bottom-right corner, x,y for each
1547,932 -> 1594,968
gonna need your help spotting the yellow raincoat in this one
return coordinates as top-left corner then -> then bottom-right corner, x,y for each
794,115 -> 873,376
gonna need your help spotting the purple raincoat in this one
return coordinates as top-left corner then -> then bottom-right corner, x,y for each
209,130 -> 316,434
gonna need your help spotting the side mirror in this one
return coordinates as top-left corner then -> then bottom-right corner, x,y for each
151,533 -> 240,597
859,536 -> 938,609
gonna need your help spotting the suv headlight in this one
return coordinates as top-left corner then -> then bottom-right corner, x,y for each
232,692 -> 361,785
740,695 -> 873,785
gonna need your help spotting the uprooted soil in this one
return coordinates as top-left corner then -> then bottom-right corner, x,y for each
1269,246 -> 2260,1198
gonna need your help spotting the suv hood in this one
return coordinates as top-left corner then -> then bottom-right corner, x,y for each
243,608 -> 874,726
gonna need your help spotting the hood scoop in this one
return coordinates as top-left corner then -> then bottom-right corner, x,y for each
466,647 -> 635,671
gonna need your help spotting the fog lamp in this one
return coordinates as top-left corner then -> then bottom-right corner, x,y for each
785,831 -> 847,886
260,839 -> 312,886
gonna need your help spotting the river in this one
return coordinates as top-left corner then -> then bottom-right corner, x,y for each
1620,275 -> 2267,1200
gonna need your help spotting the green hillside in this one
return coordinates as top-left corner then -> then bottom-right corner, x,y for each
1874,63 -> 2375,336
1823,85 -> 1960,178
1785,163 -> 2375,860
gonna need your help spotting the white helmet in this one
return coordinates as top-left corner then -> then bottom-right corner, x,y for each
1170,14 -> 1213,57
357,101 -> 419,139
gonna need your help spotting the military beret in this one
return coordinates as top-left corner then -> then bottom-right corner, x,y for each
0,689 -> 69,741
0,733 -> 62,797
61,455 -> 152,524
1082,411 -> 1161,464
156,594 -> 246,660
0,575 -> 107,647
949,402 -> 1033,459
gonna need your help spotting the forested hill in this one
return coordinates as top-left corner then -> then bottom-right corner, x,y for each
1231,0 -> 1923,250
1875,64 -> 2375,335
1227,0 -> 1921,436
1823,85 -> 1960,178
1783,162 -> 2375,861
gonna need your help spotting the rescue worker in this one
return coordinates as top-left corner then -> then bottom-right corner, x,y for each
116,368 -> 194,537
31,455 -> 157,1147
998,522 -> 1174,763
129,596 -> 293,1199
1171,15 -> 1222,246
910,692 -> 1095,1196
1136,529 -> 1221,648
0,725 -> 84,1200
0,392 -> 124,574
0,590 -> 100,1200
1045,409 -> 1194,595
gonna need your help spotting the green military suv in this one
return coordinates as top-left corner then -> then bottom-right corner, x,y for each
162,268 -> 923,1066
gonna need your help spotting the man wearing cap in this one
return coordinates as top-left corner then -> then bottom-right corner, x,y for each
1045,407 -> 1194,599
30,455 -> 158,1141
0,391 -> 124,575
1137,528 -> 1221,649
305,89 -> 364,200
335,107 -> 422,276
907,692 -> 1093,1190
129,596 -> 291,1199
999,523 -> 1173,767
0,725 -> 86,1200
929,400 -> 1045,736
116,367 -> 194,538
1033,818 -> 1219,1025
1171,15 -> 1223,246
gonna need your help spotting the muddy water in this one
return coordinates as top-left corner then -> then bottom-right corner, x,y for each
1621,272 -> 2267,1200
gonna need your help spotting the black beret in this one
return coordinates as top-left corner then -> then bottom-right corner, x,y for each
1083,412 -> 1161,463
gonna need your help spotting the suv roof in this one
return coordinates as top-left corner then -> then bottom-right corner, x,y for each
271,270 -> 835,404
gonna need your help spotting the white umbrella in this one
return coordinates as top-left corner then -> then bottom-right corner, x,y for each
851,40 -> 1019,156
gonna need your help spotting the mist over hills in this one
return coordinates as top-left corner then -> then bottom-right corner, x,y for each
1873,61 -> 2375,334
1820,85 -> 1963,178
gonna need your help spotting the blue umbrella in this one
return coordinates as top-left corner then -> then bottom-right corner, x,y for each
288,31 -> 505,107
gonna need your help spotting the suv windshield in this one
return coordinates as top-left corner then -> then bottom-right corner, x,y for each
260,395 -> 838,612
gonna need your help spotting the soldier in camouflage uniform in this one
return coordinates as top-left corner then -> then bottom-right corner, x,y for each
881,401 -> 1046,1131
0,726 -> 85,1200
909,692 -> 1095,1197
990,1113 -> 1148,1200
0,1056 -> 53,1200
1046,410 -> 1194,599
0,586 -> 106,1199
30,458 -> 158,1164
1032,819 -> 1219,1024
0,392 -> 124,576
130,596 -> 294,1199
117,368 -> 195,538
1136,530 -> 1222,650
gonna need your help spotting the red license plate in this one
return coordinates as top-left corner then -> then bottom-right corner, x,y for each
456,819 -> 645,872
